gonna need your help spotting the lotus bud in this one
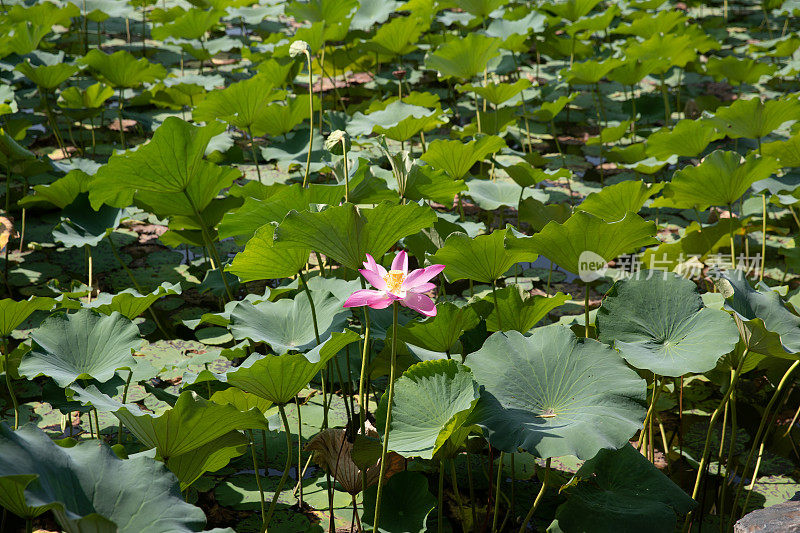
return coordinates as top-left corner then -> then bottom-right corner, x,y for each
325,129 -> 350,155
289,40 -> 310,58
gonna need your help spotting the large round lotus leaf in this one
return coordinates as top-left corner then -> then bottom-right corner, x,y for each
549,444 -> 696,533
19,309 -> 141,387
467,326 -> 647,460
596,272 -> 739,376
361,470 -> 436,533
0,422 -> 210,531
375,359 -> 479,459
229,290 -> 348,354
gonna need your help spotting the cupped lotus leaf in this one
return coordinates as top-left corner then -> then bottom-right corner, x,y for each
425,33 -> 502,80
166,431 -> 248,491
230,291 -> 348,354
253,94 -> 317,137
486,10 -> 546,36
762,133 -> 800,167
624,33 -> 698,73
465,178 -> 547,210
562,58 -> 623,85
530,93 -> 579,122
218,183 -> 344,243
456,79 -> 531,106
80,49 -> 167,88
705,56 -> 776,85
519,197 -> 572,232
19,169 -> 91,209
86,281 -> 182,319
508,211 -> 658,277
362,470 -> 436,533
397,301 -> 480,353
651,150 -> 779,210
421,136 -> 505,180
542,0 -> 602,20
645,119 -> 724,159
19,310 -> 141,387
596,272 -> 739,376
484,286 -> 570,333
585,121 -> 633,146
613,10 -> 686,37
430,227 -> 538,283
578,180 -> 664,221
0,296 -> 54,337
15,61 -> 78,90
364,14 -> 428,57
52,194 -> 123,248
192,75 -> 285,133
709,97 -> 800,140
274,201 -> 437,270
504,164 -> 571,188
151,8 -> 222,41
467,326 -> 647,459
403,164 -> 467,205
717,270 -> 800,356
227,223 -> 310,282
550,444 -> 696,533
211,388 -> 273,414
348,101 -> 437,139
89,117 -> 239,215
350,0 -> 400,31
0,423 -> 210,531
376,359 -> 479,459
285,0 -> 358,23
220,330 -> 361,405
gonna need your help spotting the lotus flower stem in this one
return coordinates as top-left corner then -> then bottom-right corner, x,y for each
491,452 -> 504,532
302,49 -> 313,188
358,304 -> 371,435
265,404 -> 293,529
182,191 -> 233,301
246,126 -> 262,184
437,459 -> 445,533
760,194 -> 766,281
583,282 -> 590,338
518,457 -> 550,533
372,301 -> 399,533
296,396 -> 304,507
466,453 -> 478,527
683,348 -> 749,532
449,458 -> 464,521
491,280 -> 503,331
248,430 -> 267,526
727,359 -> 799,529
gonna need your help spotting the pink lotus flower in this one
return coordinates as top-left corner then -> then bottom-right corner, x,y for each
343,251 -> 445,317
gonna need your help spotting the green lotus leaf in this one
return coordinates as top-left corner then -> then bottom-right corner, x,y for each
80,49 -> 167,88
211,388 -> 273,414
375,359 -> 479,459
166,431 -> 248,491
456,78 -> 531,106
219,329 -> 360,405
519,197 -> 572,232
403,164 -> 467,205
421,136 -> 505,180
465,178 -> 547,210
709,97 -> 800,140
530,93 -> 579,122
468,326 -> 647,459
762,133 -> 800,167
362,471 -> 436,533
274,201 -> 437,270
348,101 -> 437,140
285,0 -> 358,24
596,272 -> 739,376
218,183 -> 343,243
562,58 -> 623,85
585,120 -> 633,146
192,74 -> 285,134
253,94 -> 317,138
19,310 -> 141,387
651,150 -> 779,210
363,14 -> 428,57
486,10 -> 546,37
0,423 -> 211,531
397,301 -> 480,353
613,10 -> 685,37
151,8 -> 222,41
425,33 -> 502,80
52,194 -> 123,248
550,444 -> 696,533
86,281 -> 182,320
230,290 -> 347,354
484,286 -> 570,333
718,270 -> 800,356
509,211 -> 658,277
227,223 -> 310,282
15,61 -> 78,90
19,169 -> 91,209
503,163 -> 570,188
645,119 -> 724,159
89,117 -> 239,216
578,180 -> 664,221
430,227 -> 538,283
640,218 -> 743,272
705,56 -> 776,85
0,296 -> 54,338
542,0 -> 602,20
350,0 -> 399,31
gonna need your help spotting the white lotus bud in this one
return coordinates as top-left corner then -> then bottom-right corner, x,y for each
289,40 -> 310,58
